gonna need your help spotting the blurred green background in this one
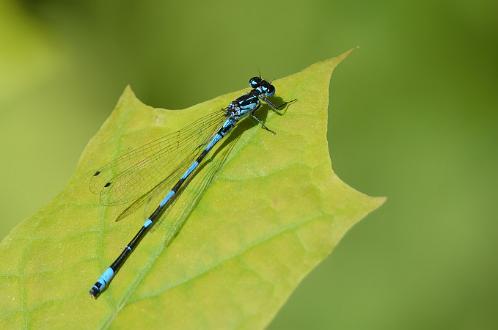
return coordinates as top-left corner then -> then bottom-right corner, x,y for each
1,0 -> 497,328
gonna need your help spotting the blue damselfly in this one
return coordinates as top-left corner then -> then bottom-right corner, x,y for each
89,77 -> 294,298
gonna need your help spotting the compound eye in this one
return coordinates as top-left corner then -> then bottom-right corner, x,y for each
266,84 -> 275,97
249,76 -> 262,88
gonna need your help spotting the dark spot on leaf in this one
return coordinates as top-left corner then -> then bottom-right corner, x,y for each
104,182 -> 111,188
94,171 -> 101,176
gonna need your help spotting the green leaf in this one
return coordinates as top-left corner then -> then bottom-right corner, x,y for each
0,50 -> 384,329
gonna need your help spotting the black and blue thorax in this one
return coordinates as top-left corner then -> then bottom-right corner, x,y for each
225,77 -> 275,121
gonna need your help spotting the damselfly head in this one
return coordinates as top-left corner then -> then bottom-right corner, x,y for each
265,83 -> 275,97
249,76 -> 263,88
250,77 -> 275,97
257,80 -> 275,97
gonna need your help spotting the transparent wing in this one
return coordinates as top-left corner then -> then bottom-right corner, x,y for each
143,135 -> 240,243
114,154 -> 195,222
90,109 -> 226,205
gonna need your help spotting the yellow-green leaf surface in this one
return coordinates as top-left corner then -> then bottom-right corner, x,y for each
0,50 -> 384,329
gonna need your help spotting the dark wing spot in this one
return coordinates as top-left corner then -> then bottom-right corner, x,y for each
94,171 -> 101,176
104,182 -> 111,188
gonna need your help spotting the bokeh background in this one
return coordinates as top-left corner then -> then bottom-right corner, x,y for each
1,0 -> 497,328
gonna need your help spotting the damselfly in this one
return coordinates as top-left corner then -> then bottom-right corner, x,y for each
89,77 -> 294,298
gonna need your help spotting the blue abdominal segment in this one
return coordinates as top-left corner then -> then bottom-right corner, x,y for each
89,267 -> 114,297
159,190 -> 175,207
